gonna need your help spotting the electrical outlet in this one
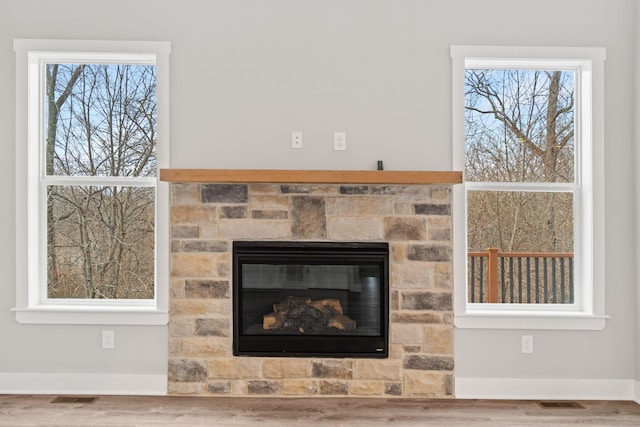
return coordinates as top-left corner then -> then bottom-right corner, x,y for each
521,335 -> 533,353
334,132 -> 346,151
102,330 -> 115,349
291,131 -> 303,149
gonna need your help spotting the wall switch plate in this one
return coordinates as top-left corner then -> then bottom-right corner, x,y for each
291,131 -> 303,149
521,335 -> 533,353
102,330 -> 115,349
334,132 -> 346,151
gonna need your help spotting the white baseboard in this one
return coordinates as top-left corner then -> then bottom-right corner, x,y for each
456,377 -> 635,401
0,372 -> 167,395
634,380 -> 640,404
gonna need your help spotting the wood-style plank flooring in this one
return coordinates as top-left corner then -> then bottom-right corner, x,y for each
1,395 -> 640,426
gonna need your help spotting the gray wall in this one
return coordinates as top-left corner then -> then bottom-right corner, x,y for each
0,0 -> 636,384
635,1 -> 640,386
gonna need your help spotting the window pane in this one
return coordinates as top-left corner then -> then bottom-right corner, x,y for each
47,185 -> 155,299
45,64 -> 157,177
467,191 -> 574,304
465,69 -> 574,183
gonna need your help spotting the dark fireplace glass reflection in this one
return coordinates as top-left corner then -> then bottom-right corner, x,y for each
233,241 -> 389,358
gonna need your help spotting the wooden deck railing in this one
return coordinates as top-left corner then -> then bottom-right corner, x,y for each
468,249 -> 574,304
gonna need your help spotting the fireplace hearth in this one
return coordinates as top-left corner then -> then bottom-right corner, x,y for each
233,241 -> 389,358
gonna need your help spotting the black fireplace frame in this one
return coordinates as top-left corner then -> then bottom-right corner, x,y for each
232,241 -> 389,358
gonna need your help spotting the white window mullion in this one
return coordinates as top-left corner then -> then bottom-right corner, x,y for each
43,176 -> 157,187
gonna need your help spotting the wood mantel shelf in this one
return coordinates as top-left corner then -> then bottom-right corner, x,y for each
160,169 -> 463,185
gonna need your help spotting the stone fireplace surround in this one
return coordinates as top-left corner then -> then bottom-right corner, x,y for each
164,169 -> 460,398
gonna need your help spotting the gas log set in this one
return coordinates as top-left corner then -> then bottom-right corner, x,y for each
262,295 -> 356,333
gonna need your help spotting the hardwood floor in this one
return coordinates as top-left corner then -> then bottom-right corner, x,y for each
1,395 -> 640,426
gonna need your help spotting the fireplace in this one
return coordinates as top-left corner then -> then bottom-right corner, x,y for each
164,171 -> 459,398
233,241 -> 389,358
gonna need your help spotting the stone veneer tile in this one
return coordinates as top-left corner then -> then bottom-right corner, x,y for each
443,312 -> 454,324
170,299 -> 230,316
171,206 -> 217,225
407,244 -> 452,262
199,226 -> 218,238
169,317 -> 195,337
327,217 -> 383,240
169,279 -> 185,299
249,184 -> 281,194
181,337 -> 231,357
384,217 -> 427,241
403,372 -> 449,397
171,253 -> 217,277
326,196 -> 394,216
385,382 -> 403,396
312,360 -> 353,379
404,345 -> 421,353
248,380 -> 280,395
353,360 -> 401,380
370,186 -> 398,195
220,206 -> 247,219
171,183 -> 201,205
414,203 -> 451,216
263,359 -> 312,379
207,358 -> 262,379
201,184 -> 248,203
172,226 -> 199,238
391,312 -> 443,324
280,185 -> 310,194
350,381 -> 385,396
430,187 -> 451,200
168,382 -> 206,395
168,338 -> 181,357
168,359 -> 207,382
291,196 -> 326,238
185,280 -> 229,299
403,355 -> 454,371
339,185 -> 370,195
181,240 -> 229,253
394,187 -> 432,203
401,292 -> 452,311
422,325 -> 454,354
208,381 -> 232,394
251,210 -> 288,220
282,380 -> 318,396
195,318 -> 229,337
250,195 -> 290,210
390,290 -> 399,311
391,323 -> 424,344
391,263 -> 435,289
429,228 -> 451,241
218,220 -> 291,239
318,380 -> 349,395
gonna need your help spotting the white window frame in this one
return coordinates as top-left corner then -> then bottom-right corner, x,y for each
13,39 -> 171,325
451,46 -> 607,330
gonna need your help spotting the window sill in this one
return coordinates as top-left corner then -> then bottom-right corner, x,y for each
454,311 -> 608,330
12,305 -> 168,325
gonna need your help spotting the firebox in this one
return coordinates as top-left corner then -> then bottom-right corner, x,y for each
233,241 -> 389,358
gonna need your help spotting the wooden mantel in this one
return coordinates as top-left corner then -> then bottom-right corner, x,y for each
159,169 -> 463,185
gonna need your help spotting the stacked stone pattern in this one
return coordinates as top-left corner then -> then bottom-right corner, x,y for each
169,182 -> 454,397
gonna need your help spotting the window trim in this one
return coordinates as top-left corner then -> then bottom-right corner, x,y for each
13,39 -> 171,325
450,46 -> 607,330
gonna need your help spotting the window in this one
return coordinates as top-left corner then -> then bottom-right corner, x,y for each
13,40 -> 171,324
451,46 -> 606,330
